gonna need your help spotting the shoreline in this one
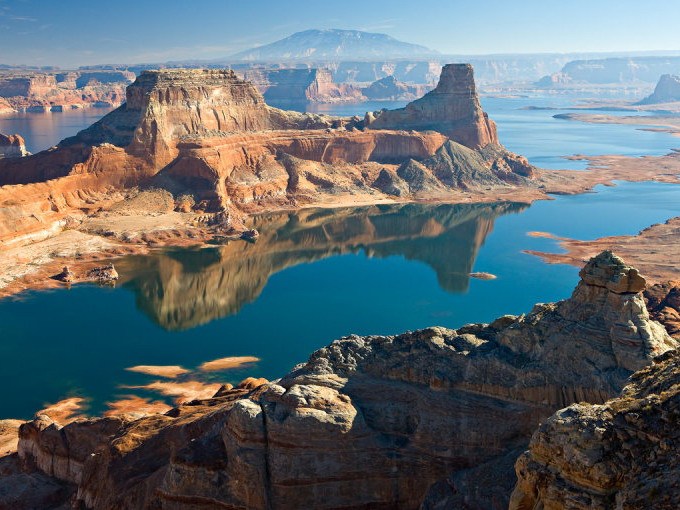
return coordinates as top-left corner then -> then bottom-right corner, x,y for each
2,150 -> 680,300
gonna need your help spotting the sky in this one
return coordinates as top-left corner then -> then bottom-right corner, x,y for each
1,0 -> 680,68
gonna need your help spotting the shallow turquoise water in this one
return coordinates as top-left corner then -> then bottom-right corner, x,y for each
1,181 -> 679,418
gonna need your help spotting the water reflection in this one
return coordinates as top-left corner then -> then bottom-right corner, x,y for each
117,202 -> 525,331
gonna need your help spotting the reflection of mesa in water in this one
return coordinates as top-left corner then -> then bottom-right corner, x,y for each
117,202 -> 526,331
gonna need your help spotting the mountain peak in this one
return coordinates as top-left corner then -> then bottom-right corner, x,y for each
229,29 -> 438,62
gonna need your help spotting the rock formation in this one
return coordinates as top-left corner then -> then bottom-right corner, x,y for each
644,281 -> 680,338
10,252 -> 676,509
0,64 -> 534,253
0,70 -> 133,111
0,133 -> 28,158
361,75 -> 430,100
510,348 -> 680,510
638,74 -> 680,104
367,64 -> 498,148
242,68 -> 365,104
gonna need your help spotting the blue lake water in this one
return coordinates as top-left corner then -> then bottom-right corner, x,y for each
0,107 -> 115,154
1,96 -> 680,419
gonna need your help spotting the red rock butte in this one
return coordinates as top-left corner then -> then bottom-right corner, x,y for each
0,64 -> 534,244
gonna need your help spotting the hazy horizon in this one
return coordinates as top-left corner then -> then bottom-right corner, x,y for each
2,0 -> 680,68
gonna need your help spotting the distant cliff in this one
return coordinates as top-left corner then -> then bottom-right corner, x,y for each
242,68 -> 365,103
0,64 -> 535,251
0,133 -> 28,158
0,70 -> 134,111
638,74 -> 680,104
536,56 -> 680,87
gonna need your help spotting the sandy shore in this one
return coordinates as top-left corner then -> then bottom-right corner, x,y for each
556,112 -> 680,138
526,216 -> 680,284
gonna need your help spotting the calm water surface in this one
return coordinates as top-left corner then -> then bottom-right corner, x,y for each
1,96 -> 680,418
0,107 -> 115,153
2,182 -> 679,418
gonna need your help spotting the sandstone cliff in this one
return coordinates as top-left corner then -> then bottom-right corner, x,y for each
0,70 -> 133,111
11,252 -> 676,509
361,75 -> 431,101
243,68 -> 365,104
638,74 -> 680,104
0,133 -> 28,158
511,348 -> 679,510
367,64 -> 498,148
0,65 -> 535,251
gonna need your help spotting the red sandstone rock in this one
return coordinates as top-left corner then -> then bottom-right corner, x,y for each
367,64 -> 498,148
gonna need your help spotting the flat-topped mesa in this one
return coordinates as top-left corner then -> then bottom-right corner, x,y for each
0,133 -> 29,158
367,64 -> 499,148
637,73 -> 680,104
71,69 -> 335,168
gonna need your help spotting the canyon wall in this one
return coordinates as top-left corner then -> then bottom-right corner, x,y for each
0,133 -> 28,158
638,74 -> 680,104
0,64 -> 533,243
511,349 -> 679,510
0,70 -> 133,111
12,252 -> 677,509
242,68 -> 365,103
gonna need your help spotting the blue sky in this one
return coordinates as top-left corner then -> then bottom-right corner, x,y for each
1,0 -> 680,68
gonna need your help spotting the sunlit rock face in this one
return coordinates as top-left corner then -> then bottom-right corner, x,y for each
367,64 -> 498,148
0,64 -> 536,246
14,252 -> 676,509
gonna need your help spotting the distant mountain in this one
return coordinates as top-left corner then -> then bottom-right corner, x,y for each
229,29 -> 438,62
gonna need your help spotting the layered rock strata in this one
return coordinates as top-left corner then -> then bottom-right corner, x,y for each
0,70 -> 133,111
242,68 -> 365,103
510,349 -> 680,510
13,252 -> 677,509
0,65 -> 533,250
367,64 -> 498,148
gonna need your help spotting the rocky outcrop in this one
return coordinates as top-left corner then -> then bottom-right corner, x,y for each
644,281 -> 680,338
510,348 -> 680,510
12,252 -> 676,509
0,133 -> 28,158
361,75 -> 430,100
243,68 -> 365,103
0,70 -> 133,111
368,64 -> 498,148
638,74 -> 680,104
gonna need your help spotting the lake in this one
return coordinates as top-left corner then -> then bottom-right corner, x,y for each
1,96 -> 679,419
